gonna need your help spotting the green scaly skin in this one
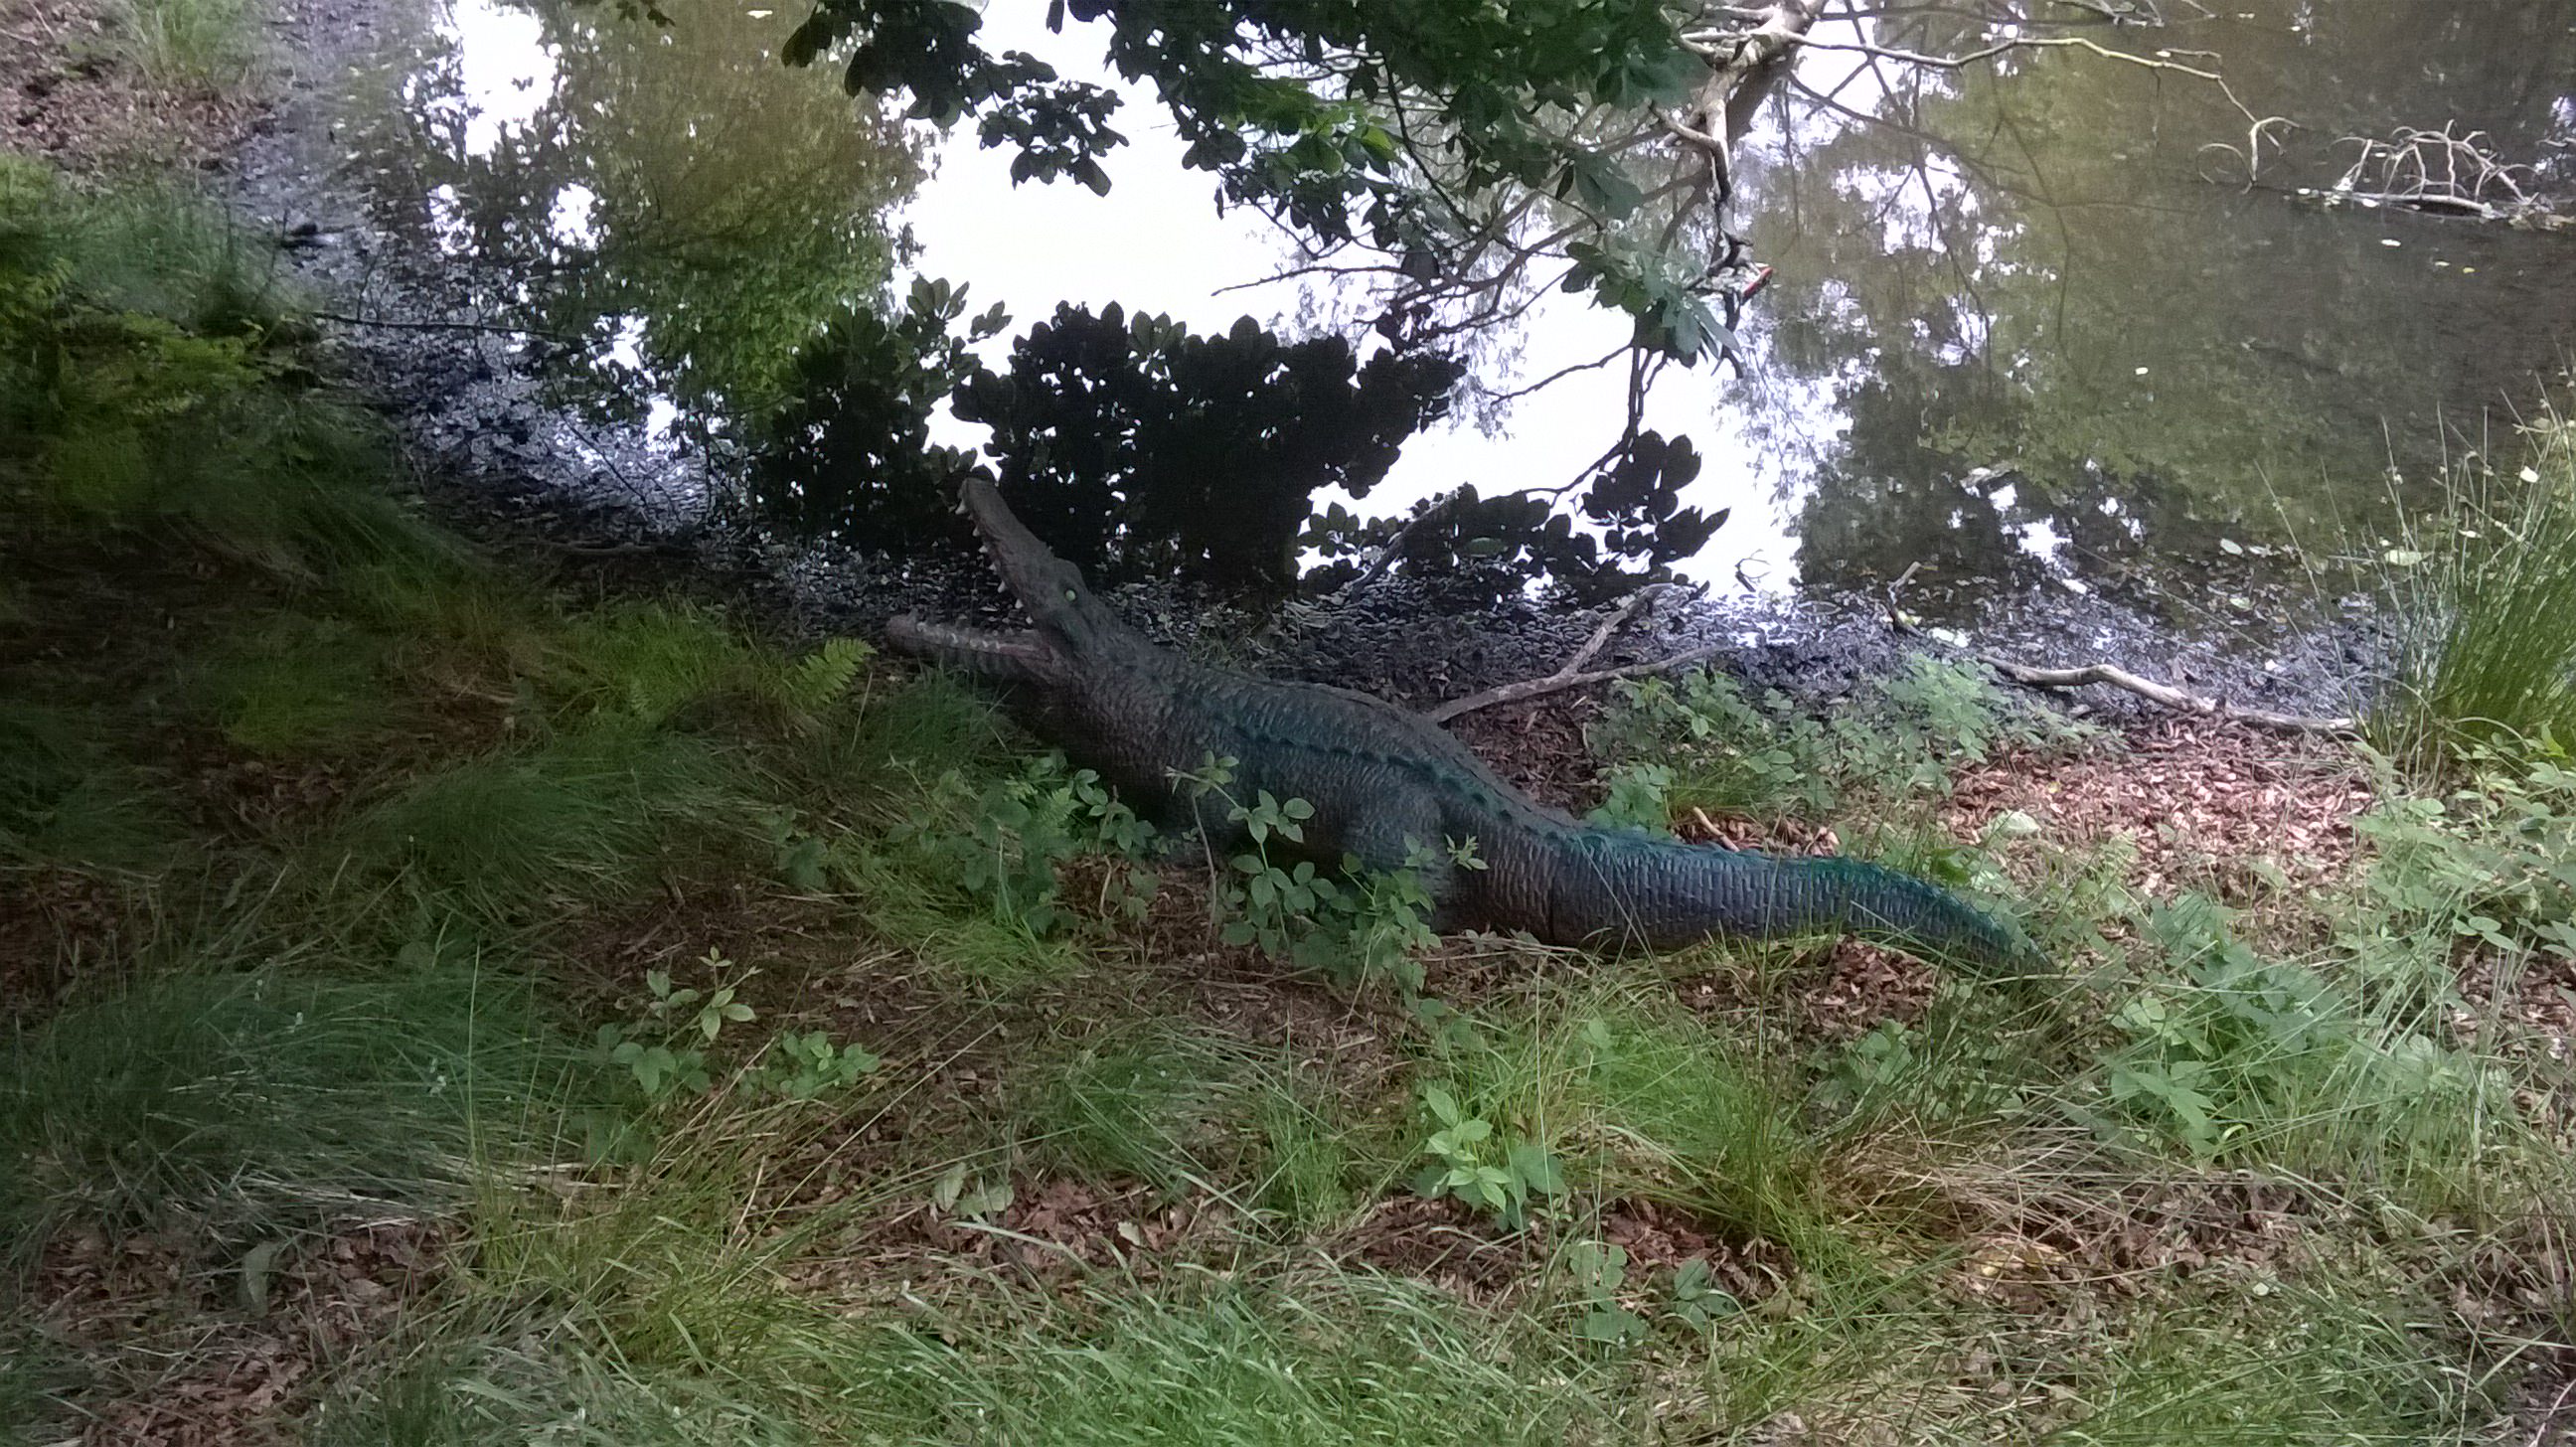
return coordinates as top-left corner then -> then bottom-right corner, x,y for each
887,480 -> 2042,972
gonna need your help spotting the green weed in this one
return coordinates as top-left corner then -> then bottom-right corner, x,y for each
110,0 -> 265,93
2045,1283 -> 2477,1444
1169,754 -> 1454,992
832,846 -> 1093,987
1021,1023 -> 1264,1193
2,170 -> 439,577
2093,894 -> 2515,1212
322,1264 -> 1625,1446
1248,1081 -> 1360,1230
1590,658 -> 2094,829
8,174 -> 287,336
1404,984 -> 1842,1248
896,752 -> 1156,935
837,1272 -> 1626,1443
198,613 -> 396,754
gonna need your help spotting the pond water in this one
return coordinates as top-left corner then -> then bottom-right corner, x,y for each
344,0 -> 2576,631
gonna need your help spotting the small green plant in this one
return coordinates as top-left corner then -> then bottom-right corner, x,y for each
1664,1256 -> 1740,1332
1586,761 -> 1674,832
1589,660 -> 2092,827
928,1162 -> 1016,1220
595,955 -> 758,1102
749,1030 -> 881,1102
768,636 -> 871,724
2098,895 -> 2493,1169
909,753 -> 1156,932
1217,787 -> 1333,952
1411,1082 -> 1562,1227
1173,754 -> 1452,991
1562,1240 -> 1646,1348
592,950 -> 879,1109
763,811 -> 835,892
1589,670 -> 1835,821
2350,735 -> 2576,969
1818,1018 -> 1918,1113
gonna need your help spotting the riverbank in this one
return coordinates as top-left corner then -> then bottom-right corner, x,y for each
7,1 -> 2574,1443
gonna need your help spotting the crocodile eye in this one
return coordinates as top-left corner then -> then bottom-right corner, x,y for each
1063,587 -> 1077,602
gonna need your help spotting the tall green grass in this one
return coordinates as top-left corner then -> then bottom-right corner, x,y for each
0,955 -> 584,1269
2374,410 -> 2576,776
198,612 -> 400,754
321,1264 -> 1626,1446
1015,1021 -> 1376,1223
0,700 -> 178,872
339,724 -> 749,909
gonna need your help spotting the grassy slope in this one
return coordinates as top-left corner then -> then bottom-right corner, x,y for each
6,169 -> 2575,1445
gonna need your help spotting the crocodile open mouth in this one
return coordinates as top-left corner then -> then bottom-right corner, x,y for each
881,614 -> 1059,674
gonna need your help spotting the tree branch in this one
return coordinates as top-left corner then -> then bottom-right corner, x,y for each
1982,660 -> 2358,735
1426,585 -> 1716,724
1879,563 -> 2359,736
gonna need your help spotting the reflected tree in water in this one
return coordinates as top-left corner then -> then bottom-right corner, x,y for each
368,0 -> 922,417
1730,0 -> 2576,608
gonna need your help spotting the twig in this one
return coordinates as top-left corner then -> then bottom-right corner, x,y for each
1427,586 -> 1717,724
1879,565 -> 2356,735
1332,487 -> 1470,598
1791,31 -> 2288,183
1427,644 -> 1727,724
2528,1374 -> 2575,1447
1981,660 -> 2357,736
1484,343 -> 1629,405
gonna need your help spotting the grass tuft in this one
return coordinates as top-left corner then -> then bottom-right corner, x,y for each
2375,409 -> 2576,776
0,955 -> 582,1269
198,613 -> 397,754
0,700 -> 178,872
338,724 -> 748,909
110,0 -> 266,95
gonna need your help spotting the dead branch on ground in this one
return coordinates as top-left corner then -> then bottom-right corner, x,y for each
1879,563 -> 2358,736
1427,584 -> 1721,724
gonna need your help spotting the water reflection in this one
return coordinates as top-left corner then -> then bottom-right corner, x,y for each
353,0 -> 920,425
348,0 -> 2576,626
1717,0 -> 2576,620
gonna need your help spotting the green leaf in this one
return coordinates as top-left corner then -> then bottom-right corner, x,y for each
239,1239 -> 287,1317
1423,1084 -> 1462,1125
930,1163 -> 966,1212
1507,1139 -> 1563,1197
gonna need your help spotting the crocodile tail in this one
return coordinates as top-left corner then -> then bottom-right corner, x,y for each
1550,831 -> 2040,972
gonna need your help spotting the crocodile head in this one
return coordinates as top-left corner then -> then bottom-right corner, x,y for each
885,478 -> 1154,682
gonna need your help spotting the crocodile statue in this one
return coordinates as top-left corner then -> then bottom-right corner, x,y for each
887,479 -> 2039,971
